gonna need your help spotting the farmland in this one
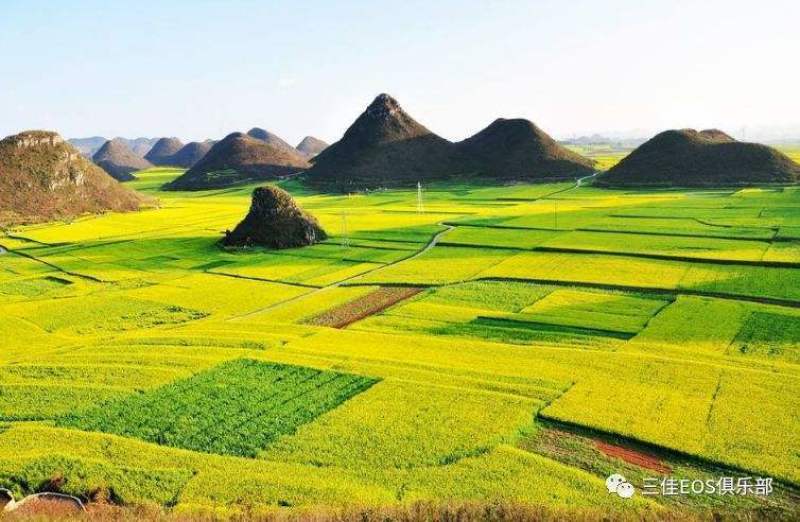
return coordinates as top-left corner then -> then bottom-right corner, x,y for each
1,168 -> 799,518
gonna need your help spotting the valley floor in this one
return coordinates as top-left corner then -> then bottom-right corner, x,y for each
1,168 -> 799,519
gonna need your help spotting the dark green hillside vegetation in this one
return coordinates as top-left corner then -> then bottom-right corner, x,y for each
303,93 -> 462,191
223,185 -> 327,248
304,94 -> 596,191
456,118 -> 595,180
597,129 -> 800,187
92,138 -> 152,181
164,132 -> 309,190
0,131 -> 144,226
144,137 -> 184,165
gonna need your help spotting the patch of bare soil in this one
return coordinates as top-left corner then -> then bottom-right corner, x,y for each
306,286 -> 423,328
595,440 -> 672,474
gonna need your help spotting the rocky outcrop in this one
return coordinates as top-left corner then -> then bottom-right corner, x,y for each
223,186 -> 326,248
0,130 -> 144,225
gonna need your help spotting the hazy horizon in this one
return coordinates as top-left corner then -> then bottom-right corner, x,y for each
2,0 -> 799,145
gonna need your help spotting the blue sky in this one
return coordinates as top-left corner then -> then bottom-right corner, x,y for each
1,0 -> 798,144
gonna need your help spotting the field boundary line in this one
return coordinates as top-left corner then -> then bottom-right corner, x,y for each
0,244 -> 103,282
205,271 -> 321,289
228,223 -> 455,320
473,276 -> 800,309
532,245 -> 800,268
576,226 -> 779,243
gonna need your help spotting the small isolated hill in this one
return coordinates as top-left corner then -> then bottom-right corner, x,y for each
164,132 -> 309,190
596,129 -> 800,187
223,186 -> 327,248
68,136 -> 107,158
92,139 -> 152,181
144,137 -> 184,165
0,131 -> 143,226
303,93 -> 458,190
246,128 -> 299,155
457,118 -> 595,180
296,136 -> 329,159
168,140 -> 214,168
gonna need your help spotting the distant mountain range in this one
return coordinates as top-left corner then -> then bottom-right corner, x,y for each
69,137 -> 159,158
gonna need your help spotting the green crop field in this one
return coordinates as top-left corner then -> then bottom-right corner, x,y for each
1,168 -> 799,518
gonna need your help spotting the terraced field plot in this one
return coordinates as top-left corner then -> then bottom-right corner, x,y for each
1,168 -> 799,518
62,359 -> 378,457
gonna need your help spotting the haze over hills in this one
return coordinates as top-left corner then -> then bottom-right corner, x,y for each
304,93 -> 596,190
165,132 -> 309,190
167,140 -> 214,168
296,136 -> 328,159
92,138 -> 152,181
124,137 -> 159,157
0,131 -> 143,226
144,137 -> 184,165
69,137 -> 159,158
68,136 -> 108,158
457,118 -> 595,180
596,129 -> 800,187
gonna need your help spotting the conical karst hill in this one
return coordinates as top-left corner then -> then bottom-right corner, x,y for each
223,186 -> 327,248
597,129 -> 800,187
165,132 -> 309,190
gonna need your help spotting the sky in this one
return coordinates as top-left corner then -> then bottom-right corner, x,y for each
1,0 -> 799,144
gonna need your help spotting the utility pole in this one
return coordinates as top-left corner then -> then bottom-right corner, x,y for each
554,199 -> 558,231
341,211 -> 350,248
417,181 -> 424,214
